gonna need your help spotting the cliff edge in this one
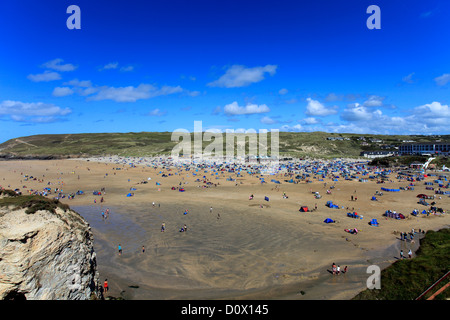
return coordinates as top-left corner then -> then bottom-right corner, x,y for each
0,193 -> 99,300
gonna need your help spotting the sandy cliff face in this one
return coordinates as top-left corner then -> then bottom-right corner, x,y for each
0,205 -> 99,300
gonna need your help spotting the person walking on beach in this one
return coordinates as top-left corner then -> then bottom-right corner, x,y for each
210,206 -> 213,213
400,250 -> 404,259
142,245 -> 145,253
408,249 -> 412,259
103,279 -> 108,294
161,223 -> 165,232
118,244 -> 122,256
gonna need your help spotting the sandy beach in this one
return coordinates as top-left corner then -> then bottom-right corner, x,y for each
1,158 -> 449,299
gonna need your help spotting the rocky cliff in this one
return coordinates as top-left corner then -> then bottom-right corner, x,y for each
0,197 -> 99,300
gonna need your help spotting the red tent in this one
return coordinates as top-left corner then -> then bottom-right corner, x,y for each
299,206 -> 309,212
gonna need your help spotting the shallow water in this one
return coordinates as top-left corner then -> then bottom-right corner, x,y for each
73,203 -> 388,300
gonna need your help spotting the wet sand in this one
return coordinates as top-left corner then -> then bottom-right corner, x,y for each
1,159 -> 448,299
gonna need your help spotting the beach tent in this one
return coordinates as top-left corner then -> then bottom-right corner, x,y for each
299,206 -> 309,212
369,219 -> 379,226
371,196 -> 377,201
381,187 -> 400,192
264,196 -> 270,201
126,193 -> 133,197
324,218 -> 335,223
179,188 -> 185,192
326,201 -> 339,209
347,212 -> 359,218
156,182 -> 161,185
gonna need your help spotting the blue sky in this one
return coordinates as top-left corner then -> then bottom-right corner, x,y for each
0,0 -> 449,143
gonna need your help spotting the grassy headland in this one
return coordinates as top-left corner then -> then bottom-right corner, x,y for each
1,131 -> 449,159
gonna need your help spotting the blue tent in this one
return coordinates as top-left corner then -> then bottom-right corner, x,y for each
264,196 -> 269,201
381,187 -> 400,192
126,193 -> 133,197
324,218 -> 334,223
369,219 -> 379,226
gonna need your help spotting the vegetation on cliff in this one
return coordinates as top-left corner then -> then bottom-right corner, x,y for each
353,228 -> 450,300
0,190 -> 70,215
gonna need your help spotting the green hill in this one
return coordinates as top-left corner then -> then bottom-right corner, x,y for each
0,131 -> 448,159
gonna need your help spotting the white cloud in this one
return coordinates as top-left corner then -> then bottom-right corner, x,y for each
156,85 -> 183,96
88,84 -> 154,102
260,116 -> 276,124
305,98 -> 338,116
434,73 -> 450,86
100,62 -> 119,70
413,101 -> 450,118
301,117 -> 319,125
223,101 -> 270,115
0,100 -> 71,123
208,64 -> 277,88
325,93 -> 342,102
120,66 -> 134,72
363,95 -> 385,107
64,79 -> 93,87
341,103 -> 374,121
337,100 -> 450,134
148,108 -> 167,117
87,84 -> 184,102
42,58 -> 77,72
52,87 -> 74,97
278,88 -> 288,95
27,71 -> 61,82
99,62 -> 134,72
402,72 -> 415,84
212,106 -> 221,115
280,124 -> 303,132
